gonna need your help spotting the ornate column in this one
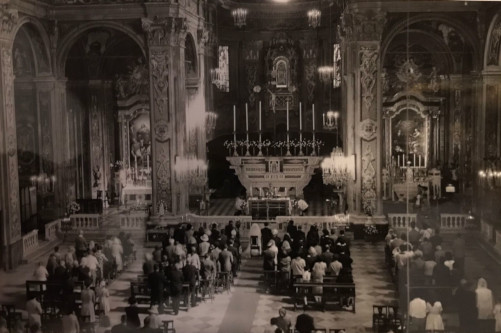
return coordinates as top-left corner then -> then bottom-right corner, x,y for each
341,7 -> 386,219
142,17 -> 187,216
0,5 -> 22,268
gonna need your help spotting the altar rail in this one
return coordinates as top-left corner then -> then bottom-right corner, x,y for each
23,229 -> 39,259
387,213 -> 417,231
439,214 -> 468,232
44,219 -> 61,241
70,214 -> 101,230
120,212 -> 148,230
185,214 -> 253,231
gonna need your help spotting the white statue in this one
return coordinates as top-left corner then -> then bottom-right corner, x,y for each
406,167 -> 414,183
158,202 -> 165,216
428,168 -> 442,199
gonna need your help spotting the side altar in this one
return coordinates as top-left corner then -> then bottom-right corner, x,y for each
226,155 -> 322,198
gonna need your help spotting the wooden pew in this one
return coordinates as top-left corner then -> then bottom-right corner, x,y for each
292,281 -> 356,313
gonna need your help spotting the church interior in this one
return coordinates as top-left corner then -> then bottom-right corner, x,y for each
2,0 -> 501,332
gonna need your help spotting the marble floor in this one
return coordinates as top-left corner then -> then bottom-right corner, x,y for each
1,236 -> 500,333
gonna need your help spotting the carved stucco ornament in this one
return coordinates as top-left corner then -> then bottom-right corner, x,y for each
359,118 -> 377,141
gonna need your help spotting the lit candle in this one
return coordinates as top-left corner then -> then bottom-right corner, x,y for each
398,155 -> 401,167
323,113 -> 325,127
413,154 -> 416,167
418,155 -> 421,167
259,101 -> 262,131
299,102 -> 302,131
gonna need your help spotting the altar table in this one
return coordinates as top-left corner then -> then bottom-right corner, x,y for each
248,197 -> 291,220
121,185 -> 152,206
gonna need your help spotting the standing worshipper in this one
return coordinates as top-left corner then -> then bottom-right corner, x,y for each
111,237 -> 124,272
183,257 -> 198,307
494,298 -> 501,332
97,280 -> 111,318
167,263 -> 184,315
33,262 -> 48,282
148,264 -> 168,313
291,253 -> 306,281
426,301 -> 445,332
261,223 -> 273,252
311,259 -> 327,303
199,233 -> 211,257
219,244 -> 234,274
476,278 -> 494,321
26,295 -> 42,328
81,281 -> 96,325
295,313 -> 315,333
75,230 -> 88,261
455,279 -> 477,333
452,233 -> 466,272
408,293 -> 427,332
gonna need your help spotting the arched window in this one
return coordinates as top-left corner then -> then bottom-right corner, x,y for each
185,34 -> 197,78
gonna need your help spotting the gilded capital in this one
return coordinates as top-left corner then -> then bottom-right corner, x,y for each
141,16 -> 187,47
340,8 -> 386,42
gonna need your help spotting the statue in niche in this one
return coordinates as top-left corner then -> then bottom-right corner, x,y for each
93,166 -> 101,188
428,66 -> 440,93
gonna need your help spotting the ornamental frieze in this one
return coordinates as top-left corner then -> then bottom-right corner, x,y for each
142,17 -> 187,47
360,46 -> 378,114
149,49 -> 169,119
0,5 -> 18,36
340,9 -> 386,42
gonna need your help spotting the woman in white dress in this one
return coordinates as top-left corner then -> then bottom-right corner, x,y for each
476,277 -> 494,320
111,237 -> 123,272
97,280 -> 110,315
494,299 -> 501,332
425,301 -> 444,332
61,308 -> 80,333
80,283 -> 96,323
26,295 -> 42,327
311,260 -> 327,303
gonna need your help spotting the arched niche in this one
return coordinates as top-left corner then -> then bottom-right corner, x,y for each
12,22 -> 53,234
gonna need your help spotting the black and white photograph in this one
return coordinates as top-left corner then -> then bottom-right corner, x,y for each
1,0 -> 501,332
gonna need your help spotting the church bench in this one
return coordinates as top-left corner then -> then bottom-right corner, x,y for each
292,282 -> 356,313
26,280 -> 84,301
130,282 -> 193,309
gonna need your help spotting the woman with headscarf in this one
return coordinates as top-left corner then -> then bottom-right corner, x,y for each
476,278 -> 494,320
111,237 -> 123,272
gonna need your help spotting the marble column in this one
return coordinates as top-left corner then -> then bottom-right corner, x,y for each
0,5 -> 22,268
142,16 -> 187,216
341,7 -> 386,219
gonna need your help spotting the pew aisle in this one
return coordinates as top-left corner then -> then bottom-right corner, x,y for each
250,240 -> 397,333
95,247 -> 234,333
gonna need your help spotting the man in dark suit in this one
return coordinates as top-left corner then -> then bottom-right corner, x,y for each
455,279 -> 478,333
227,240 -> 239,277
167,263 -> 184,315
125,296 -> 141,328
182,259 -> 198,307
74,231 -> 88,261
148,264 -> 168,313
261,223 -> 273,251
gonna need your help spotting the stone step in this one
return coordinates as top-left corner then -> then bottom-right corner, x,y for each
22,238 -> 62,265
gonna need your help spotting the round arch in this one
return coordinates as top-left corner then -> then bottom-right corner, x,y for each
484,11 -> 501,70
381,13 -> 481,71
11,17 -> 53,75
56,21 -> 146,77
185,32 -> 198,78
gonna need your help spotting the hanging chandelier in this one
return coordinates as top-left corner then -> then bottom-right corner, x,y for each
478,156 -> 501,187
318,66 -> 334,83
323,110 -> 340,130
232,8 -> 248,28
210,68 -> 224,90
175,156 -> 208,187
307,9 -> 321,28
206,111 -> 218,137
321,148 -> 355,188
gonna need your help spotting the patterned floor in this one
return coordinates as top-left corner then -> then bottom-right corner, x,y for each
249,241 -> 397,333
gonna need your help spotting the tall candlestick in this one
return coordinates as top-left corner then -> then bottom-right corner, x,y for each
245,103 -> 249,132
323,113 -> 325,127
286,102 -> 289,131
259,101 -> 262,131
413,154 -> 416,167
299,102 -> 302,131
233,105 -> 237,156
245,103 -> 250,156
398,155 -> 401,167
299,102 -> 303,156
418,155 -> 422,167
312,104 -> 316,131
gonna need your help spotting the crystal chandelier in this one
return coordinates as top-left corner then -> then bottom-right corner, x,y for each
210,68 -> 223,89
175,156 -> 208,187
307,9 -> 321,28
206,111 -> 218,137
478,156 -> 501,187
321,148 -> 355,188
318,66 -> 334,83
232,8 -> 248,28
323,110 -> 339,130
30,172 -> 56,193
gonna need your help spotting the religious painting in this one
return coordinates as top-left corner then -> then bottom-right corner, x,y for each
391,109 -> 428,167
130,113 -> 151,170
